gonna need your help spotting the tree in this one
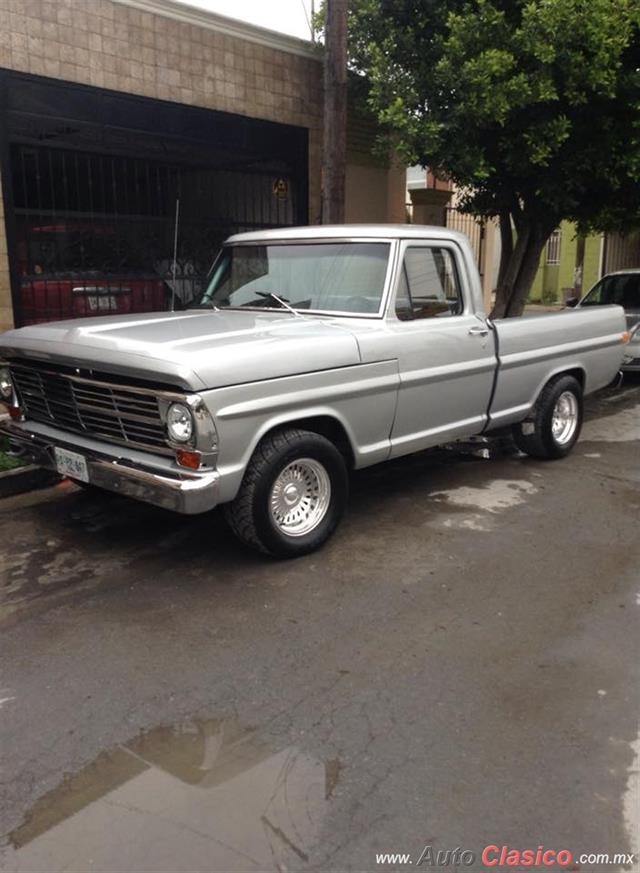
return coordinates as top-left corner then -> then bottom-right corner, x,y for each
345,0 -> 640,316
322,0 -> 349,223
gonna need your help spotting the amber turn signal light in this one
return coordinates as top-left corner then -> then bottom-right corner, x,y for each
175,449 -> 201,470
622,331 -> 631,344
8,405 -> 22,420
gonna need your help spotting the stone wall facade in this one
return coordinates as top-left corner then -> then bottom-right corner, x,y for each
0,0 -> 324,331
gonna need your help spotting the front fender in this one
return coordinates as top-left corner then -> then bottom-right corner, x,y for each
201,361 -> 399,503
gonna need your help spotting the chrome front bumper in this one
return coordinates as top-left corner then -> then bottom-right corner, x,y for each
0,421 -> 220,514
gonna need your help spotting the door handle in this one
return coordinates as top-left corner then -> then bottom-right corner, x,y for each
468,325 -> 489,337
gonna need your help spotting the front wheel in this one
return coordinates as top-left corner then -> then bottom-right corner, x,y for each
224,428 -> 349,557
512,374 -> 583,460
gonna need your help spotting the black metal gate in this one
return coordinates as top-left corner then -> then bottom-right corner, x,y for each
0,71 -> 308,325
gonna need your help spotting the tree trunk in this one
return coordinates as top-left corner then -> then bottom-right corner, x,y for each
321,0 -> 348,224
504,228 -> 549,317
491,213 -> 553,318
497,210 -> 513,288
491,217 -> 531,318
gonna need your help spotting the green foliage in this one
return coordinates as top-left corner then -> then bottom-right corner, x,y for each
347,0 -> 640,232
0,437 -> 23,472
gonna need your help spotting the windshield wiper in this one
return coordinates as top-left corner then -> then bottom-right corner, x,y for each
255,291 -> 302,317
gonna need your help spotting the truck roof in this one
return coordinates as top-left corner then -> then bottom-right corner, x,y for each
226,224 -> 471,244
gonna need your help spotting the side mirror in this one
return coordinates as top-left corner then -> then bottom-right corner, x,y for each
565,296 -> 579,308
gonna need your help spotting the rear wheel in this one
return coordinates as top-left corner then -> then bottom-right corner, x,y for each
224,427 -> 349,557
512,374 -> 583,460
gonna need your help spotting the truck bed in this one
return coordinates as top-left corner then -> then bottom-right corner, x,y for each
488,305 -> 625,429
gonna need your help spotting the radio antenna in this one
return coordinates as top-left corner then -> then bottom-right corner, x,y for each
170,198 -> 180,312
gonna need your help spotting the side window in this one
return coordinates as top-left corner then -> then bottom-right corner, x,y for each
395,246 -> 463,321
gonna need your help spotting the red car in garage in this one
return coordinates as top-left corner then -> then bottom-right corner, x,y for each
16,222 -> 172,325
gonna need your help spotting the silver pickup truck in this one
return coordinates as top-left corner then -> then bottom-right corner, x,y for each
0,226 -> 628,556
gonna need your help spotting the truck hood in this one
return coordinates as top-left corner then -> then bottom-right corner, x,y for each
0,309 -> 362,391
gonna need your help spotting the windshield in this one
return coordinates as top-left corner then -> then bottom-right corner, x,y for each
199,242 -> 391,315
582,274 -> 640,310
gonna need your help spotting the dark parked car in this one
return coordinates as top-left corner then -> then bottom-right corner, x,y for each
568,271 -> 640,371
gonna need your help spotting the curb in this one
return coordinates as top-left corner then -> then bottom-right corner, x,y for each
0,464 -> 62,499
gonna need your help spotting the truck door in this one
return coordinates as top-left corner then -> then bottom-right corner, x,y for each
386,240 -> 496,456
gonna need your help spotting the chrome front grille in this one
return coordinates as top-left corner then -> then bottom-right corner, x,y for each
10,361 -> 171,455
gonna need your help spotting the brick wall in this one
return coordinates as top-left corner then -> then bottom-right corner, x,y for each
0,0 -> 324,332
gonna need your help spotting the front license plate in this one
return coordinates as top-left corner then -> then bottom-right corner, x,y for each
54,447 -> 89,483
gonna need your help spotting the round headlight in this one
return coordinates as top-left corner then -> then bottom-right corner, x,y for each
0,367 -> 13,401
166,402 -> 194,444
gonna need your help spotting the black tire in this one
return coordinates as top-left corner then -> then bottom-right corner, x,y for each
512,374 -> 583,460
224,427 -> 349,558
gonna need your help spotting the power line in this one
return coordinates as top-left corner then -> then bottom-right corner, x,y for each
300,0 -> 314,42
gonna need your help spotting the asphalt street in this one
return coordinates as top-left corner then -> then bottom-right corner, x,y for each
0,378 -> 638,872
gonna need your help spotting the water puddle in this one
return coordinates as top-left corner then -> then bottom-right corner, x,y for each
431,479 -> 537,512
2,718 -> 334,872
427,479 -> 538,532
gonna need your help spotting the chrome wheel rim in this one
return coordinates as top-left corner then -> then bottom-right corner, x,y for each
269,458 -> 331,537
551,391 -> 579,445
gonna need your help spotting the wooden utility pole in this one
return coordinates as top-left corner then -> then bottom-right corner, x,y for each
321,0 -> 348,224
